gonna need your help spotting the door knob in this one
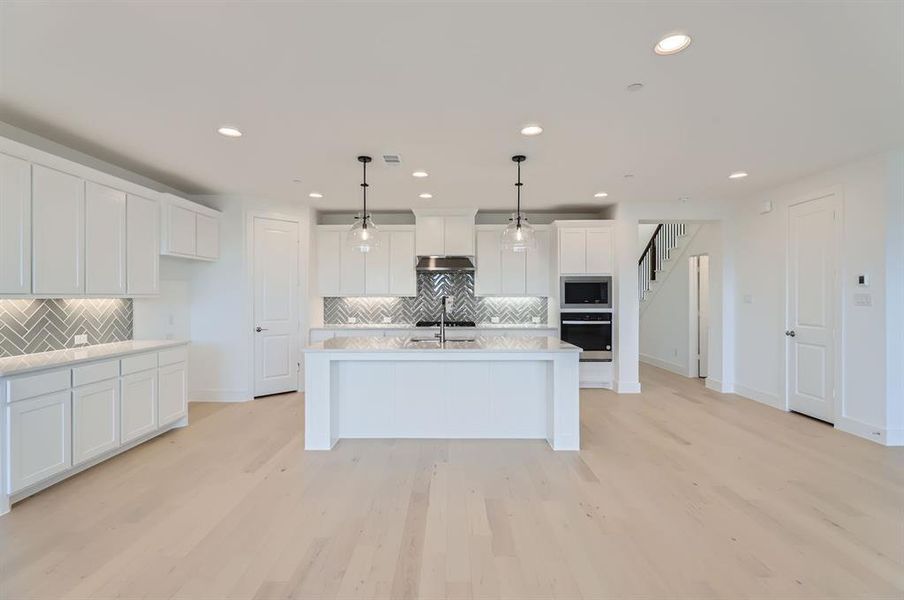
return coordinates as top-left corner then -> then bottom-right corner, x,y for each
785,330 -> 796,337
255,326 -> 268,333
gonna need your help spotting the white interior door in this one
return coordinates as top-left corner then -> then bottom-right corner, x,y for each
787,193 -> 839,422
253,216 -> 299,397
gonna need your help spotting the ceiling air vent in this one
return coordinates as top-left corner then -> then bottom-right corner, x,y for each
382,154 -> 402,165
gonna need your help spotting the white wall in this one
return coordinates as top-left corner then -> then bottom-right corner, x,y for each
639,224 -> 722,378
637,224 -> 657,259
133,258 -> 195,342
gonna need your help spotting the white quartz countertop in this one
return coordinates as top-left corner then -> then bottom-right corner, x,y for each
311,324 -> 556,330
305,335 -> 580,353
0,340 -> 189,377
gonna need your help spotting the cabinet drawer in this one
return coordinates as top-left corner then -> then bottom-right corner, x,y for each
158,346 -> 188,366
72,360 -> 120,387
121,352 -> 158,375
7,369 -> 71,403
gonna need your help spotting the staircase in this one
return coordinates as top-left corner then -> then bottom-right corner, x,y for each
638,223 -> 688,301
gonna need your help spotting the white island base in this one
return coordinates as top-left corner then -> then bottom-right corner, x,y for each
303,336 -> 581,451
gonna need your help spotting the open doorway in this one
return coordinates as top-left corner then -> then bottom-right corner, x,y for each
688,255 -> 710,379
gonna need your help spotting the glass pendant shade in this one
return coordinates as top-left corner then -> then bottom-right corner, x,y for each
347,213 -> 379,253
501,213 -> 536,253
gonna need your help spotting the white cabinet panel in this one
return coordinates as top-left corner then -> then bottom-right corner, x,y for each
72,359 -> 118,387
559,229 -> 586,275
126,194 -> 159,295
526,229 -> 550,295
7,369 -> 71,403
195,213 -> 219,259
444,216 -> 475,255
388,230 -> 416,296
475,230 -> 502,296
501,249 -> 527,295
316,229 -> 341,296
0,153 -> 31,294
166,204 -> 197,256
586,228 -> 613,274
364,235 -> 391,296
72,379 -> 119,465
121,370 -> 157,444
8,390 -> 71,493
85,182 -> 126,295
158,362 -> 187,427
32,165 -> 85,295
339,236 -> 366,296
415,216 -> 445,256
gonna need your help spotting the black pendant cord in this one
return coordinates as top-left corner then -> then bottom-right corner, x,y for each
512,155 -> 526,229
358,155 -> 371,229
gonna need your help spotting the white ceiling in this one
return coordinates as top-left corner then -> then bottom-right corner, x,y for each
1,2 -> 902,212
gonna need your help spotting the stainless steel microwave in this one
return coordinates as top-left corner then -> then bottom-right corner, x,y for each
560,276 -> 612,309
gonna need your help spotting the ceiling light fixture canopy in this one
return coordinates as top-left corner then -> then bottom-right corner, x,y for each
348,155 -> 379,253
501,155 -> 536,253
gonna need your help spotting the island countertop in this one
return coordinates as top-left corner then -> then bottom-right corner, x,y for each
305,335 -> 580,353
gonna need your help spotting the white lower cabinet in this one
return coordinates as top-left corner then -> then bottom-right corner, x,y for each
120,369 -> 158,444
72,379 -> 119,465
8,390 -> 72,493
157,362 -> 187,427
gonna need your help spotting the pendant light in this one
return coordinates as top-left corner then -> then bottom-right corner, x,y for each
348,155 -> 379,253
501,154 -> 536,252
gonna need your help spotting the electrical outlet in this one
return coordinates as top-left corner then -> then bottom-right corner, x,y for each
347,317 -> 357,323
853,293 -> 872,307
73,334 -> 88,346
382,316 -> 392,323
491,316 -> 500,324
532,316 -> 541,324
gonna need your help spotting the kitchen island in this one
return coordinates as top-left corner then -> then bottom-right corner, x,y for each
303,336 -> 581,451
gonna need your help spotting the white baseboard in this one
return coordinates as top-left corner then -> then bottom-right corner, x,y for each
733,383 -> 785,410
834,417 -> 900,446
190,389 -> 253,403
615,381 -> 641,394
705,378 -> 734,394
639,353 -> 687,377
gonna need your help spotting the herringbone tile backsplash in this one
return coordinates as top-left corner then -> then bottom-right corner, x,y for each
0,299 -> 133,357
324,273 -> 547,325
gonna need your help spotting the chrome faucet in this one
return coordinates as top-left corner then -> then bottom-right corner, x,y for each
438,296 -> 448,344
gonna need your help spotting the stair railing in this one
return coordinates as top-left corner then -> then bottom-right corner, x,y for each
638,223 -> 687,300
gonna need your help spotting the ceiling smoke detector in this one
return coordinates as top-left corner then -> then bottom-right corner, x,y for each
382,154 -> 402,165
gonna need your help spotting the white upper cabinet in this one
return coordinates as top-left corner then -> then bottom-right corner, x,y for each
85,182 -> 126,296
556,222 -> 614,275
126,194 -> 160,296
414,210 -> 476,256
317,225 -> 416,297
160,193 -> 221,261
474,225 -> 549,297
0,153 -> 31,295
32,165 -> 85,296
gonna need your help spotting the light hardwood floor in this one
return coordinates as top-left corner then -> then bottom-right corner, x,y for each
1,364 -> 902,599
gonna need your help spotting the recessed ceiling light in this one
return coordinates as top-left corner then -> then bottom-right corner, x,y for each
217,126 -> 242,137
309,192 -> 323,198
594,192 -> 609,198
520,124 -> 543,136
728,171 -> 749,179
624,173 -> 635,179
292,178 -> 303,183
412,171 -> 429,178
419,193 -> 433,199
626,82 -> 644,92
654,33 -> 692,56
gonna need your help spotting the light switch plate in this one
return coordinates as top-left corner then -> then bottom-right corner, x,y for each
853,293 -> 872,307
532,317 -> 541,323
73,334 -> 88,346
382,317 -> 392,323
491,316 -> 500,324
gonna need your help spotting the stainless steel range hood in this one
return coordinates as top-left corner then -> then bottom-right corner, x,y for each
415,256 -> 475,272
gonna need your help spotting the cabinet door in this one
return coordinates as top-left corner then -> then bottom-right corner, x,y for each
85,182 -> 126,295
415,216 -> 444,256
501,248 -> 527,295
0,154 -> 31,295
316,229 -> 341,296
444,216 -> 474,255
388,230 -> 416,296
32,165 -> 85,295
158,362 -> 187,427
121,370 -> 157,444
72,379 -> 120,465
559,229 -> 587,274
195,213 -> 219,259
167,204 -> 197,256
525,229 -> 550,296
364,234 -> 391,296
586,227 -> 613,274
475,230 -> 502,296
339,235 -> 366,296
126,194 -> 160,295
8,390 -> 72,493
